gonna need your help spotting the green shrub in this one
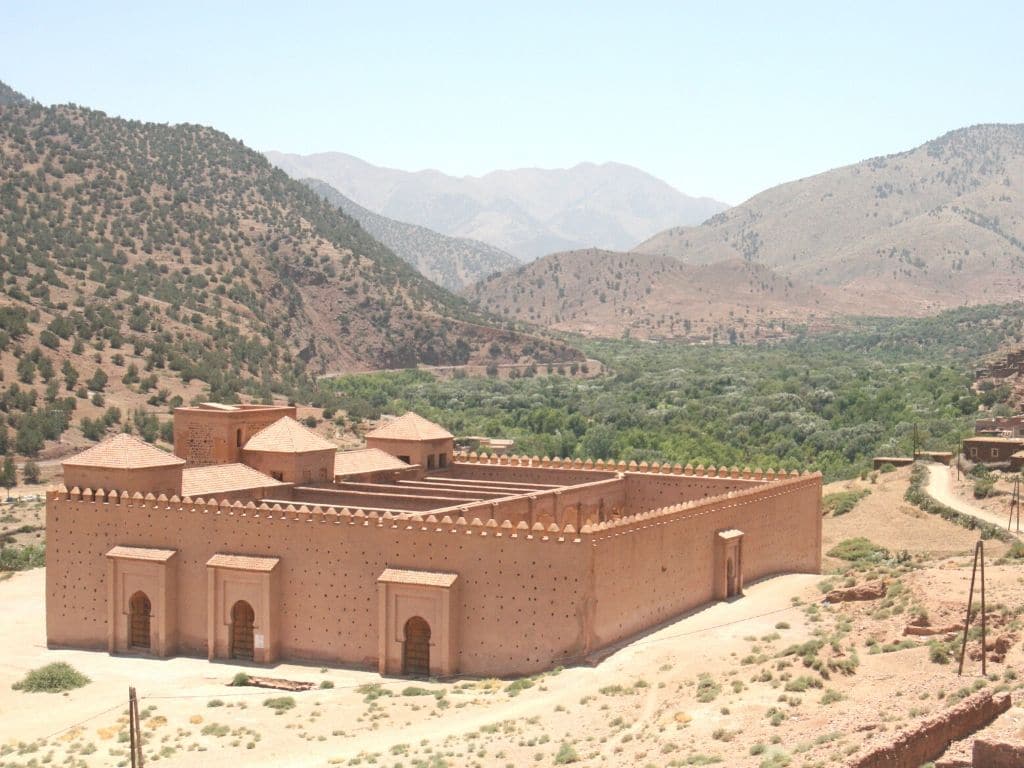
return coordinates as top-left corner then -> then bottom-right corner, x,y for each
820,689 -> 845,705
823,489 -> 871,516
827,537 -> 889,562
878,463 -> 897,473
12,662 -> 90,693
0,543 -> 45,571
230,672 -> 250,686
263,696 -> 296,713
319,680 -> 334,689
554,742 -> 579,764
974,477 -> 996,499
696,673 -> 721,703
505,677 -> 535,697
402,686 -> 433,696
784,675 -> 822,692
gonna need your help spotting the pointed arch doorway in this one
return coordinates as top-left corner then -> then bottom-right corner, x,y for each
402,616 -> 431,677
128,591 -> 152,650
230,600 -> 255,661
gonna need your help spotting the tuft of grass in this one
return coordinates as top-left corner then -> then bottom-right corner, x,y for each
827,537 -> 889,562
820,689 -> 845,705
823,489 -> 871,516
263,696 -> 296,713
554,742 -> 579,764
402,686 -> 433,696
207,698 -> 224,708
357,683 -> 393,702
696,674 -> 721,703
505,678 -> 535,697
783,675 -> 822,693
230,672 -> 250,687
12,662 -> 90,693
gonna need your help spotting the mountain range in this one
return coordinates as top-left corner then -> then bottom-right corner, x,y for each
471,124 -> 1024,341
265,151 -> 728,261
304,179 -> 519,291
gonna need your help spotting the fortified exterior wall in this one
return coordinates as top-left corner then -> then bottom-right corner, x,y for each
46,462 -> 821,676
46,490 -> 591,676
589,472 -> 821,649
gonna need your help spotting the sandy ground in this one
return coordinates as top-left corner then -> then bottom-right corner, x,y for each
2,468 -> 1024,767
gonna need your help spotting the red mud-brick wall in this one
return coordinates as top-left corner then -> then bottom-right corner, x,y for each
973,738 -> 1024,767
848,690 -> 1011,768
589,475 -> 821,648
623,471 -> 766,513
45,490 -> 591,677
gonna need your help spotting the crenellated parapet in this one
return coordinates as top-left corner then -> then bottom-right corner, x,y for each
452,451 -> 805,481
47,486 -> 586,544
579,471 -> 821,541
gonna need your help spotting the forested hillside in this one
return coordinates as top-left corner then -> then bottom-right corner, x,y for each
0,84 -> 577,460
321,304 -> 1024,481
305,179 -> 519,290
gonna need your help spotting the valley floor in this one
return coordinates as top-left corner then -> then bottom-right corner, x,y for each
1,467 -> 1024,767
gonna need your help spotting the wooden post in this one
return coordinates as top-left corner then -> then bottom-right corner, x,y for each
129,685 -> 144,767
958,541 -> 986,676
1007,477 -> 1020,533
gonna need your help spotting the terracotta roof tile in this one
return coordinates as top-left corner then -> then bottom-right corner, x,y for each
206,553 -> 280,572
365,412 -> 453,441
334,448 -> 410,477
377,568 -> 458,587
181,463 -> 287,498
243,417 -> 336,453
106,545 -> 177,562
64,433 -> 185,469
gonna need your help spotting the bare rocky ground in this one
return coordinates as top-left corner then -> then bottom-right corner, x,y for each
1,467 -> 1023,767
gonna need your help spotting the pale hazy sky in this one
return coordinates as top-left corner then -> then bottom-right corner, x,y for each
2,1 -> 1021,204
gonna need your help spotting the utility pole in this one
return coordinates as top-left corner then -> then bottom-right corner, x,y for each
958,541 -> 987,677
913,423 -> 919,460
1008,476 -> 1021,533
129,686 -> 144,768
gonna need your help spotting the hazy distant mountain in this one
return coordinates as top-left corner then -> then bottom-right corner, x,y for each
266,151 -> 728,261
304,179 -> 520,291
472,125 -> 1024,341
636,124 -> 1024,315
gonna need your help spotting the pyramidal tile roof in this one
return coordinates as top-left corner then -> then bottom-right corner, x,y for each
181,463 -> 287,498
334,448 -> 410,477
63,433 -> 185,469
365,412 -> 453,441
243,416 -> 336,453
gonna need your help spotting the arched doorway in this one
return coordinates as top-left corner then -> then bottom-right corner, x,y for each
230,600 -> 255,660
402,616 -> 431,677
129,591 -> 151,649
726,558 -> 736,598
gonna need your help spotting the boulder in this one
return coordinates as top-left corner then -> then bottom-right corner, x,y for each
826,581 -> 886,602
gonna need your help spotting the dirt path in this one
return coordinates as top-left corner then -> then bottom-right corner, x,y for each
924,463 -> 1014,533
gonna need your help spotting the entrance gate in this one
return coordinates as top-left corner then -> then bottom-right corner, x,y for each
230,600 -> 255,660
402,616 -> 431,676
129,591 -> 151,649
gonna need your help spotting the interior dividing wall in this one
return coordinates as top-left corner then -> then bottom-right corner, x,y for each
622,472 -> 766,513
